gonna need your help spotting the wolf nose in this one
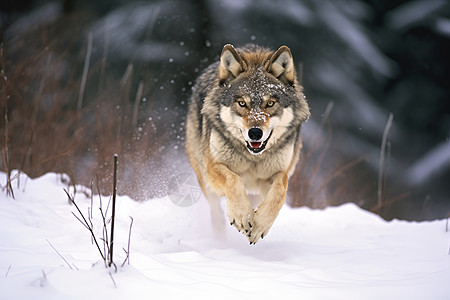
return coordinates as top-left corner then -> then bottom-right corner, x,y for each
248,127 -> 263,141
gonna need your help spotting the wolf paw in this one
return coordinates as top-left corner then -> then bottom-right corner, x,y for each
247,210 -> 276,245
247,226 -> 269,245
228,206 -> 255,236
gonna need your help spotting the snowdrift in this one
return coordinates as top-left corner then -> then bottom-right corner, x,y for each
0,171 -> 449,300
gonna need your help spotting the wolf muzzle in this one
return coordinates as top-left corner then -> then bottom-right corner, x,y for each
246,127 -> 272,155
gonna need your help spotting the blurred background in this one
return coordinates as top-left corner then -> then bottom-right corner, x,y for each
1,0 -> 449,220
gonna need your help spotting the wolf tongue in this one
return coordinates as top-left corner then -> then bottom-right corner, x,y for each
250,142 -> 262,149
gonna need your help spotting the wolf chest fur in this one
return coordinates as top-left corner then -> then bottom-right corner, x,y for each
185,44 -> 310,244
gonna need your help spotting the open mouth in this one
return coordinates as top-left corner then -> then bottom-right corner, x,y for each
246,131 -> 272,155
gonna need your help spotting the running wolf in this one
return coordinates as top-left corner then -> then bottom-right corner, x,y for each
185,44 -> 310,244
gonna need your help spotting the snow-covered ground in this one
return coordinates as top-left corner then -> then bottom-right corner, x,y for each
1,171 -> 449,300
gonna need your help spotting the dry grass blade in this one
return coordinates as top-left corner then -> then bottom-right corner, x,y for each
121,216 -> 134,267
378,113 -> 394,208
77,32 -> 93,111
132,81 -> 144,133
312,155 -> 367,201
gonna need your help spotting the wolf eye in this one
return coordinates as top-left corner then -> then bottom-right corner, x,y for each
266,100 -> 275,108
238,101 -> 246,107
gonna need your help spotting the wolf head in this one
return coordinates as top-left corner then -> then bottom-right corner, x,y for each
203,44 -> 310,156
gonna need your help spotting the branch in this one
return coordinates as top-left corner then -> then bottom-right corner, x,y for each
1,42 -> 14,199
121,216 -> 133,267
46,239 -> 74,270
109,154 -> 118,267
64,189 -> 106,261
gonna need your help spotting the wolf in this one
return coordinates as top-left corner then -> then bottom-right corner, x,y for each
185,44 -> 310,244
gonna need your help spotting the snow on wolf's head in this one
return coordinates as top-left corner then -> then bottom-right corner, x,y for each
213,44 -> 310,155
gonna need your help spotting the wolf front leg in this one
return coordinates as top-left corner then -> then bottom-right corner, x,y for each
203,188 -> 227,237
249,171 -> 288,244
206,162 -> 255,236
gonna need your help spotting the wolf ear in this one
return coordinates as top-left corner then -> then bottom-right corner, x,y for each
266,46 -> 295,85
219,44 -> 247,83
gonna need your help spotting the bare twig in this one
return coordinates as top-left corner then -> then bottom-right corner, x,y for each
65,189 -> 106,261
95,175 -> 106,258
71,211 -> 90,230
40,270 -> 47,287
378,113 -> 394,208
99,205 -> 110,267
46,239 -> 74,270
109,154 -> 118,267
5,265 -> 11,277
109,272 -> 117,288
1,42 -> 14,198
121,216 -> 134,267
90,178 -> 94,220
65,155 -> 131,272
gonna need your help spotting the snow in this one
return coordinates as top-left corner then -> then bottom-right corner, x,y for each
1,171 -> 450,300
